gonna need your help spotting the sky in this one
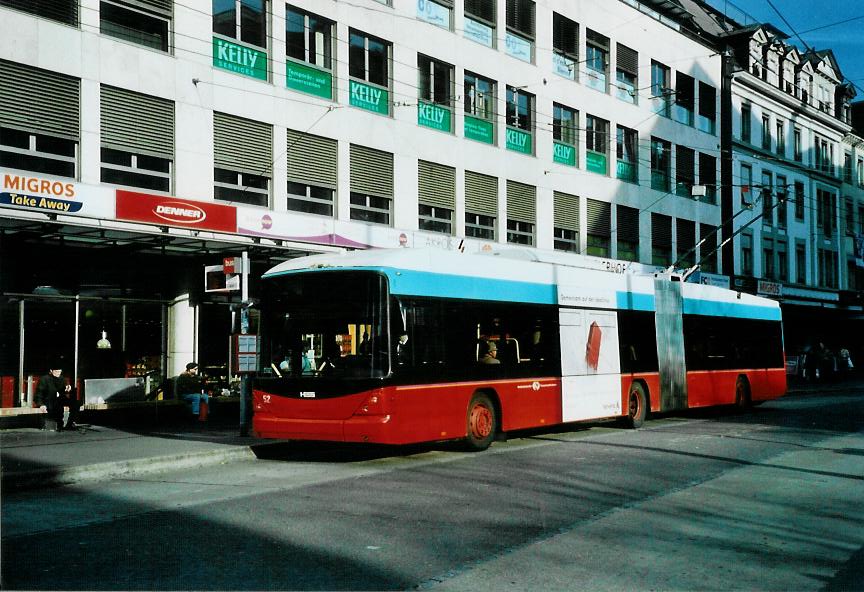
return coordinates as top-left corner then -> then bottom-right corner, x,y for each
703,0 -> 864,84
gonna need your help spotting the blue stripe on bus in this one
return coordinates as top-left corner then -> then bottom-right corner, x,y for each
616,292 -> 655,311
682,299 -> 781,321
383,268 -> 558,304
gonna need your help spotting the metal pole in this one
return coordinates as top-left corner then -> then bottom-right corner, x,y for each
239,251 -> 251,436
18,300 -> 24,407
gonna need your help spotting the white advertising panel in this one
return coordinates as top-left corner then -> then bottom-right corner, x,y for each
0,171 -> 116,218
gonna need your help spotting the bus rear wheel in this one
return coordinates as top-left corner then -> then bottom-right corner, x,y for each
625,382 -> 648,429
464,393 -> 497,451
735,376 -> 752,410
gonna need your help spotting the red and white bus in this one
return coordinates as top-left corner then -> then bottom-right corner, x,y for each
252,248 -> 786,450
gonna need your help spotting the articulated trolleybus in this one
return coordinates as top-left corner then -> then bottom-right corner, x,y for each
252,248 -> 786,450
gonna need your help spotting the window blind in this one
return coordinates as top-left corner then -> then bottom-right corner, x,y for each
465,170 -> 497,216
506,180 -> 536,222
287,129 -> 337,187
101,85 -> 174,157
0,60 -> 80,139
214,112 -> 273,175
586,198 -> 611,236
554,191 -> 579,231
418,160 -> 456,209
350,144 -> 393,198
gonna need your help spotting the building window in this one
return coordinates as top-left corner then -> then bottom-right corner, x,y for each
349,29 -> 390,88
761,114 -> 771,151
417,0 -> 452,30
0,61 -> 80,178
101,149 -> 170,192
794,180 -> 805,220
350,144 -> 393,225
651,213 -> 672,266
585,115 -> 609,175
506,180 -> 535,245
741,233 -> 753,276
700,224 -> 717,273
740,163 -> 753,207
585,29 -> 609,93
464,71 -> 495,120
350,192 -> 391,225
615,44 -> 638,104
699,153 -> 717,204
776,175 -> 787,229
818,248 -> 838,288
817,188 -> 836,238
287,182 -> 333,216
552,12 -> 578,80
100,85 -> 173,193
616,205 -> 639,262
697,81 -> 716,134
213,112 -> 272,206
286,129 -> 337,216
741,103 -> 752,143
796,243 -> 807,284
677,218 -> 696,268
418,160 -> 455,234
763,238 -> 775,280
506,86 -> 534,154
651,60 -> 671,117
466,213 -> 496,239
214,168 -> 269,207
213,0 -> 267,48
674,72 -> 694,126
794,127 -> 802,162
776,120 -> 786,156
554,191 -> 579,253
286,5 -> 334,70
761,171 -> 773,226
100,1 -> 171,52
586,199 -> 611,257
505,0 -> 535,63
418,54 -> 454,133
0,127 -> 77,178
464,0 -> 496,47
616,126 -> 638,183
846,198 -> 855,236
857,158 -> 864,187
815,136 -> 833,175
651,137 -> 671,192
676,145 -> 695,198
465,169 -> 497,240
553,103 -> 578,167
1,0 -> 78,25
844,152 -> 854,184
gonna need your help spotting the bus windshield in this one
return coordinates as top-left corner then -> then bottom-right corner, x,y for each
261,270 -> 390,379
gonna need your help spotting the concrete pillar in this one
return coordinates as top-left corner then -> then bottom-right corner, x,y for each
167,294 -> 196,377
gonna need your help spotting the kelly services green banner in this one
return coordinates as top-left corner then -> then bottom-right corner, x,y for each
464,115 -> 494,144
286,61 -> 332,99
506,128 -> 532,155
213,37 -> 268,81
418,101 -> 451,132
350,80 -> 389,115
553,142 -> 576,166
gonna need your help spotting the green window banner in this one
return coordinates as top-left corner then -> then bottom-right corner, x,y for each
506,128 -> 532,155
553,142 -> 576,166
418,101 -> 451,132
286,61 -> 332,99
587,151 -> 607,174
350,79 -> 389,115
213,37 -> 268,81
464,115 -> 494,144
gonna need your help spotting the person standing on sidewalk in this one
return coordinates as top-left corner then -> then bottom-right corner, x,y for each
35,362 -> 80,431
177,362 -> 209,420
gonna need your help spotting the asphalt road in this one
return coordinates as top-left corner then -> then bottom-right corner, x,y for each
3,389 -> 863,591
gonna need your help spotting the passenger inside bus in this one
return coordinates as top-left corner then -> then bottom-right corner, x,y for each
479,340 -> 501,364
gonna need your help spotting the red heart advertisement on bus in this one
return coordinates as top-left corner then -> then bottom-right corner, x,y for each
115,190 -> 237,233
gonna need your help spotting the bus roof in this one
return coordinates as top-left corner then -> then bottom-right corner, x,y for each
263,248 -> 781,321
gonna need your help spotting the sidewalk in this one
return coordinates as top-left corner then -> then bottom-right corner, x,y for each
0,417 -> 267,492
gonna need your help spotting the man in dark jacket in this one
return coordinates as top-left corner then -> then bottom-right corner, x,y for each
35,362 -> 80,431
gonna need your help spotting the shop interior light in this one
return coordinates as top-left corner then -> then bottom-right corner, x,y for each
97,330 -> 112,350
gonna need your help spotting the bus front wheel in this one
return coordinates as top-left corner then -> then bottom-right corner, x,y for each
464,392 -> 497,451
625,382 -> 648,429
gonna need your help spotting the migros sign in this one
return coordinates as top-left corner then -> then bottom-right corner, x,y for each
1,173 -> 81,213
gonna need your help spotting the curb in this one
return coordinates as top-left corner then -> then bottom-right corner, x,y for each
2,446 -> 257,492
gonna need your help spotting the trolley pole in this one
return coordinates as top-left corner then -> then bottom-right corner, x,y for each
239,251 -> 251,436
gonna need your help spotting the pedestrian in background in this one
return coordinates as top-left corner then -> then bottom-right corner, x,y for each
177,362 -> 209,421
35,361 -> 80,432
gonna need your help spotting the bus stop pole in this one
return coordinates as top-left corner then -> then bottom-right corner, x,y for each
239,251 -> 251,436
